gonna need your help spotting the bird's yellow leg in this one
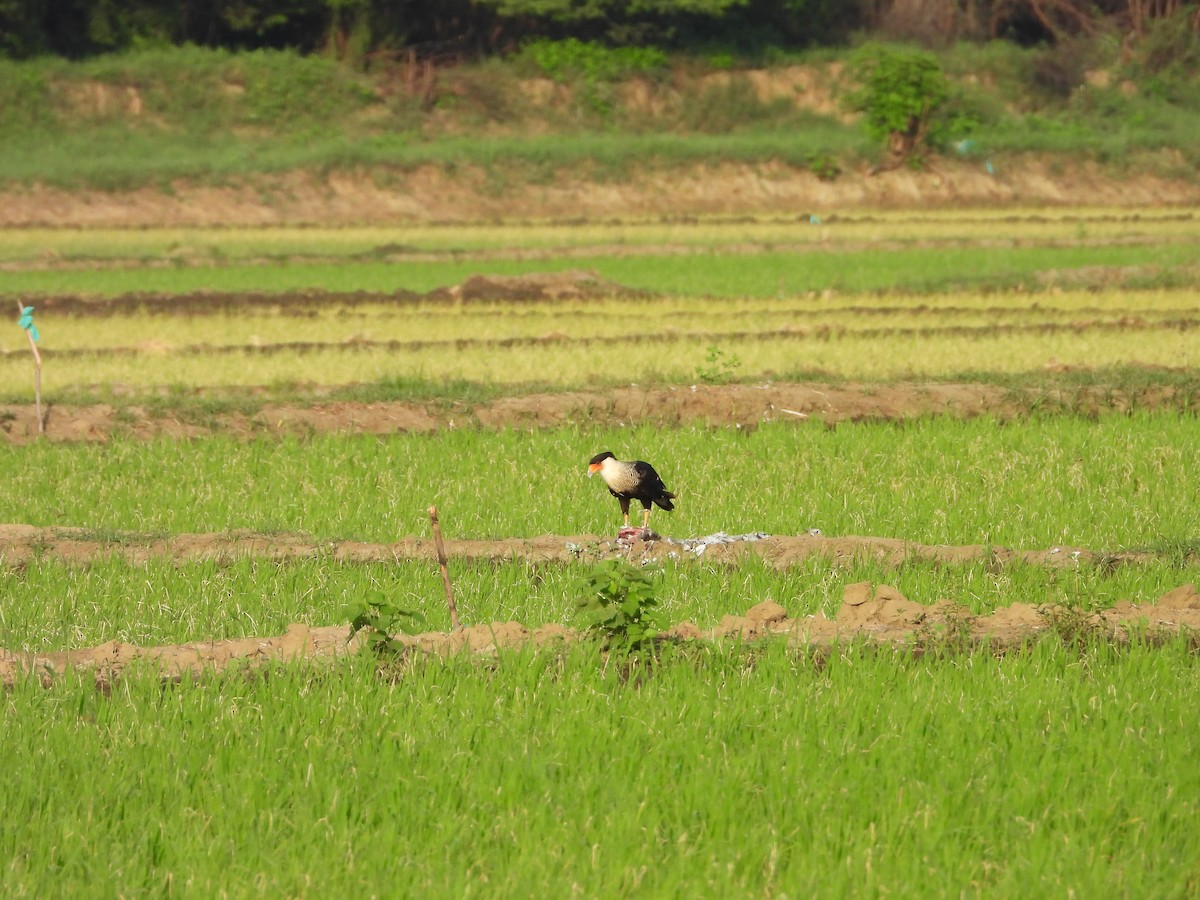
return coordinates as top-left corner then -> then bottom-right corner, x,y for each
642,509 -> 651,529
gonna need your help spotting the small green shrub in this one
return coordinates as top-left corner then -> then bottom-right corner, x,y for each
676,79 -> 796,133
706,52 -> 736,71
346,591 -> 425,657
1136,8 -> 1200,75
695,345 -> 742,384
518,38 -> 668,84
1130,10 -> 1200,109
1039,602 -> 1104,649
1026,37 -> 1096,102
574,559 -> 664,651
806,151 -> 841,180
0,60 -> 54,131
844,43 -> 950,164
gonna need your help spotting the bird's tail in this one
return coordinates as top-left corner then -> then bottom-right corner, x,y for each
655,491 -> 676,511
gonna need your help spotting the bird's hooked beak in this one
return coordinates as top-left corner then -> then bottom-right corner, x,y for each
587,462 -> 602,477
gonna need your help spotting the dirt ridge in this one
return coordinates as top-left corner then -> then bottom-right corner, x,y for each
0,523 -> 1180,570
4,586 -> 1198,688
5,381 -> 1195,444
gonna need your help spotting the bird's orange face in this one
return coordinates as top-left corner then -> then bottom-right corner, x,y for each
587,461 -> 603,477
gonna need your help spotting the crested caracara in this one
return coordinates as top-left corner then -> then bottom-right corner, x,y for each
587,451 -> 676,530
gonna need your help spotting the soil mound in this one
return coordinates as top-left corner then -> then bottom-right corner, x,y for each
436,271 -> 638,302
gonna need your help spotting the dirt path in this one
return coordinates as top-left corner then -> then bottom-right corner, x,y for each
0,523 -> 1174,570
3,380 -> 1192,444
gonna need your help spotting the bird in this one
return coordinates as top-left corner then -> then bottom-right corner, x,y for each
587,451 -> 676,531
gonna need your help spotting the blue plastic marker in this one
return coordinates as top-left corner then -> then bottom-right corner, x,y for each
18,306 -> 39,342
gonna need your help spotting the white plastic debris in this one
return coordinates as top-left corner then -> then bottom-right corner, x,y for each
666,531 -> 770,556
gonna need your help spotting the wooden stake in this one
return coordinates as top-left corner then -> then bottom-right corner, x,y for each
428,505 -> 461,630
16,301 -> 43,435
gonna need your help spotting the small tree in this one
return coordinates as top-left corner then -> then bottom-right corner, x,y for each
844,44 -> 950,169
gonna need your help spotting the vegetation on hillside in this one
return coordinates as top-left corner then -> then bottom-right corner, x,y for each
0,16 -> 1197,192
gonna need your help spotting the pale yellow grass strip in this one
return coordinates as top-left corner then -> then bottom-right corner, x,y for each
1,289 -> 1193,353
3,328 -> 1195,391
2,207 -> 1196,264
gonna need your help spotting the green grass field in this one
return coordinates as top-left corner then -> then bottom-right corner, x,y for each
3,416 -> 1198,549
2,42 -> 1199,190
4,641 -> 1199,896
3,33 -> 1200,896
5,238 -> 1197,299
4,552 -> 1199,654
2,211 -> 1197,262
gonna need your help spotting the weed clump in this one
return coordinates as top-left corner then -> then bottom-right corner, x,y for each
574,558 -> 665,652
346,591 -> 425,659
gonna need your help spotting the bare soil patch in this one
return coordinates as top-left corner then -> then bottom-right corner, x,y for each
4,379 -> 1194,444
0,522 -> 1172,570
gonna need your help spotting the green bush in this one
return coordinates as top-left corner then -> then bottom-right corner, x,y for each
518,38 -> 668,84
44,46 -> 379,134
574,559 -> 664,651
0,59 -> 54,131
844,43 -> 950,162
1131,9 -> 1200,109
346,591 -> 425,657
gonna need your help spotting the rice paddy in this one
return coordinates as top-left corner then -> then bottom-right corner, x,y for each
3,640 -> 1196,896
2,209 -> 1200,397
3,206 -> 1200,897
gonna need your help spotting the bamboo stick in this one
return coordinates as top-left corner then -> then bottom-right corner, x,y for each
428,506 -> 461,630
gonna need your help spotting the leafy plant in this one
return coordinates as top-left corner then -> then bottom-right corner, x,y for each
1038,602 -> 1103,648
843,44 -> 950,166
517,38 -> 668,84
574,559 -> 664,650
346,591 -> 425,656
514,38 -> 668,115
806,151 -> 841,180
695,344 -> 742,384
706,52 -> 735,71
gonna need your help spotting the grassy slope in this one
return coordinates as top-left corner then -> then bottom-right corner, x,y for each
0,40 -> 1197,191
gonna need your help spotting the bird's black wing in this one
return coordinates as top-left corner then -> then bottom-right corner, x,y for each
631,460 -> 668,496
